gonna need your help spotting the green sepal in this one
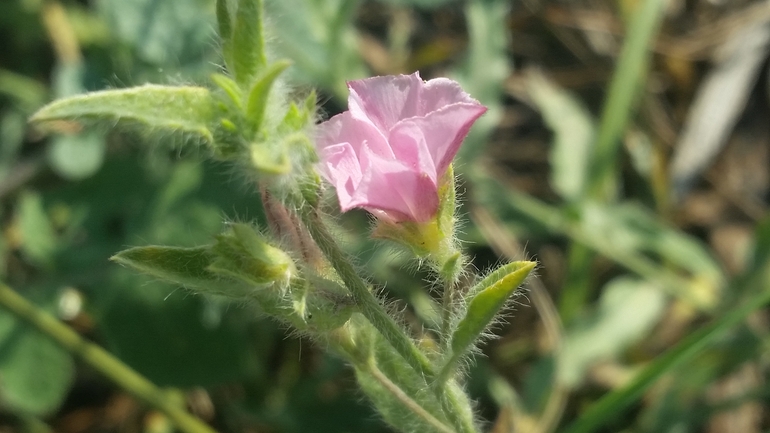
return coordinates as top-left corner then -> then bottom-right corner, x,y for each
250,142 -> 291,175
111,245 -> 253,298
246,60 -> 292,133
30,85 -> 215,145
439,261 -> 536,381
230,0 -> 267,85
210,73 -> 243,109
371,168 -> 460,277
279,90 -> 316,134
209,223 -> 295,288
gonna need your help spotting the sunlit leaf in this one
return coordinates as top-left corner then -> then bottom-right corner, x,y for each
31,85 -> 215,144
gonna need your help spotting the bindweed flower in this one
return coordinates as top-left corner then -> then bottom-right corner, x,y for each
315,72 -> 486,223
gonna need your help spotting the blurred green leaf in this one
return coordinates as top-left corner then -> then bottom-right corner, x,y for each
0,111 -> 26,180
561,273 -> 770,433
99,0 -> 215,66
454,0 -> 509,163
0,69 -> 47,113
265,0 -> 365,99
48,131 -> 107,180
100,278 -> 259,387
0,295 -> 75,416
588,0 -> 667,200
557,277 -> 666,387
580,202 -> 725,297
16,192 -> 58,268
527,71 -> 595,201
31,85 -> 215,145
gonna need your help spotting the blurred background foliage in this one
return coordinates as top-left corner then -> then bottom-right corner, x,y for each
1,0 -> 769,432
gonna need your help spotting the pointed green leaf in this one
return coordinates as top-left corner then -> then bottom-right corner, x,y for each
439,261 -> 536,381
246,60 -> 291,131
111,245 -> 253,298
31,85 -> 215,144
210,73 -> 243,109
231,0 -> 267,84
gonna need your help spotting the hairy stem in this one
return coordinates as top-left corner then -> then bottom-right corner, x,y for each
299,208 -> 435,379
365,360 -> 456,433
0,284 -> 217,433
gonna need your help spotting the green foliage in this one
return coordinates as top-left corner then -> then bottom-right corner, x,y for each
15,192 -> 58,268
3,1 -> 770,432
527,72 -> 594,201
31,85 -> 216,144
264,0 -> 366,99
557,277 -> 666,387
228,0 -> 268,85
0,293 -> 75,415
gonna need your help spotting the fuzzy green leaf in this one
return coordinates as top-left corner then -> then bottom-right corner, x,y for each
440,261 -> 536,381
31,85 -> 215,144
231,0 -> 267,84
111,245 -> 253,298
246,60 -> 291,132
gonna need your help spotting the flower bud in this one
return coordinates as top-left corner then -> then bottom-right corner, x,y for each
208,223 -> 295,289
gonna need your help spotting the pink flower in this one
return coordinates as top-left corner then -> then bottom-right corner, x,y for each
315,72 -> 487,223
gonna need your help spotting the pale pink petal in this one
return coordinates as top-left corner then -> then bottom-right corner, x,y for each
420,77 -> 482,114
391,102 -> 487,176
350,147 -> 439,222
315,111 -> 392,159
387,123 -> 437,183
315,73 -> 486,223
348,73 -> 423,132
318,142 -> 363,211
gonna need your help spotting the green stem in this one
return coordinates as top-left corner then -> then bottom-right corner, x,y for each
298,208 -> 477,433
0,284 -> 217,433
365,360 -> 455,433
299,208 -> 435,379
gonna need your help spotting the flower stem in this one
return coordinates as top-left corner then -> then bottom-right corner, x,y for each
298,208 -> 435,380
0,283 -> 217,433
365,360 -> 455,433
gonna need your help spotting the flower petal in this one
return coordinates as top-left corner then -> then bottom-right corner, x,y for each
351,146 -> 439,222
420,77 -> 482,114
318,142 -> 363,211
391,102 -> 487,176
348,73 -> 423,132
315,111 -> 392,159
387,122 -> 438,183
